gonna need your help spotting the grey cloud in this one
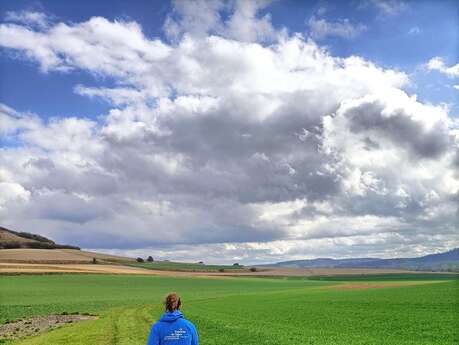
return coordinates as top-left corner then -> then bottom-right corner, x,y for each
24,157 -> 55,170
98,100 -> 341,205
25,192 -> 111,224
453,149 -> 459,168
21,160 -> 119,197
345,98 -> 449,159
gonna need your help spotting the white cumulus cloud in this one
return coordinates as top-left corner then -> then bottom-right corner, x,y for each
0,5 -> 457,263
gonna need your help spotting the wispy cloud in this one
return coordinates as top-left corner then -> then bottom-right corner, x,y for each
360,0 -> 408,16
408,26 -> 420,35
426,57 -> 459,78
308,16 -> 367,40
4,10 -> 50,29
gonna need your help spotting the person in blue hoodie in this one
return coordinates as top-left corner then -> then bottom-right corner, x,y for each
147,292 -> 199,345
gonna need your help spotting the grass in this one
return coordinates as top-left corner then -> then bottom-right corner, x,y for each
308,273 -> 459,281
128,261 -> 246,272
0,274 -> 457,345
0,275 -> 322,324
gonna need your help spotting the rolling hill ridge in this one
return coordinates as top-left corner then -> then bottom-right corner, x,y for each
0,226 -> 80,250
267,248 -> 459,272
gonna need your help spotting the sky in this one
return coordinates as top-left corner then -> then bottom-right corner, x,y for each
0,0 -> 458,264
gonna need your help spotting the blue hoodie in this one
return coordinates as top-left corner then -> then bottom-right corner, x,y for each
147,310 -> 199,345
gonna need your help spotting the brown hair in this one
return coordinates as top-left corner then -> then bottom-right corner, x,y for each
164,292 -> 181,312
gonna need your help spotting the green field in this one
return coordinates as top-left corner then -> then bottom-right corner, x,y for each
128,261 -> 246,272
307,273 -> 459,281
0,274 -> 457,345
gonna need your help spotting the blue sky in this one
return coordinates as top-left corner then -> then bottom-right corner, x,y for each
0,0 -> 457,263
1,0 -> 457,120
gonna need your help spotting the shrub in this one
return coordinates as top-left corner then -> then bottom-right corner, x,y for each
136,257 -> 144,263
147,256 -> 154,262
249,267 -> 257,272
218,268 -> 225,272
1,242 -> 22,249
16,231 -> 54,243
54,244 -> 81,250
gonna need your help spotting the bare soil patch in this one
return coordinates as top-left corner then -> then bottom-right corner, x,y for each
0,314 -> 97,340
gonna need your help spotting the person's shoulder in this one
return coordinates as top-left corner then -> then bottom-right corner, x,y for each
151,321 -> 162,331
181,318 -> 197,330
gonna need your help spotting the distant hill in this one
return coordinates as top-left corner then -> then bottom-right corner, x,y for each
266,248 -> 459,272
0,226 -> 80,250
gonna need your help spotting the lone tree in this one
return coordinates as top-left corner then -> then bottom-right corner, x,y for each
136,257 -> 144,263
147,256 -> 154,262
233,263 -> 240,267
92,258 -> 97,264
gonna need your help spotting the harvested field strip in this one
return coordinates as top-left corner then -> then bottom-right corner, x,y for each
0,263 -> 159,275
0,249 -> 135,264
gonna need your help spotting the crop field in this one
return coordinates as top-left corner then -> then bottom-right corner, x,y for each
307,273 -> 459,281
128,261 -> 246,272
0,274 -> 457,345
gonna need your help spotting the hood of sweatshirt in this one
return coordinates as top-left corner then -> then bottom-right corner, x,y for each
159,310 -> 184,323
